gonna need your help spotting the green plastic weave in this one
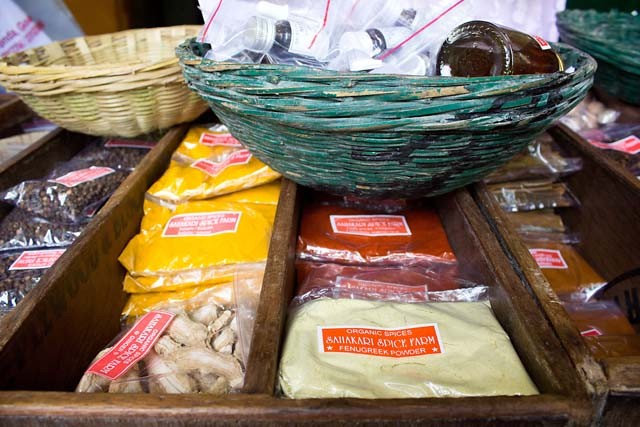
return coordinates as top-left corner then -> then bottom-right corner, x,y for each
177,39 -> 595,199
557,9 -> 639,105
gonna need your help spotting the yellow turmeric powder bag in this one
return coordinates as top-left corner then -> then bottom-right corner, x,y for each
119,201 -> 276,276
147,152 -> 281,203
172,124 -> 242,163
122,261 -> 266,293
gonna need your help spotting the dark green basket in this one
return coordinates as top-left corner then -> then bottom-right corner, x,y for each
557,9 -> 639,105
176,39 -> 595,199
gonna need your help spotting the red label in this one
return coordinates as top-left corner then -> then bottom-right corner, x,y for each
191,150 -> 253,177
533,35 -> 551,50
105,139 -> 156,149
529,249 -> 568,269
318,324 -> 443,358
162,212 -> 241,237
199,132 -> 242,147
51,166 -> 115,188
87,311 -> 175,380
589,135 -> 640,155
329,215 -> 411,236
335,277 -> 428,300
9,249 -> 65,270
581,327 -> 603,337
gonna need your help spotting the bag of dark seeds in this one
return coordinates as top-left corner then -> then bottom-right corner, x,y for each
2,160 -> 130,223
72,137 -> 158,171
0,248 -> 66,314
0,208 -> 85,252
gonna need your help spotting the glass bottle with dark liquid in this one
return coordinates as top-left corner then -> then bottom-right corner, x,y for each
436,21 -> 564,77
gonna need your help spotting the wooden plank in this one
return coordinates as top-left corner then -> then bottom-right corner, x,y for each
243,178 -> 299,394
0,391 -> 580,426
0,95 -> 32,134
603,357 -> 640,392
0,125 -> 188,390
548,124 -> 640,281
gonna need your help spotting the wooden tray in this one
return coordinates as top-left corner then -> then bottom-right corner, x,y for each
0,123 -> 595,425
472,124 -> 640,426
0,94 -> 32,135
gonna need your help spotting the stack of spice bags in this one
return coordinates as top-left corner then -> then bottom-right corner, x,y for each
0,134 -> 158,314
487,133 -> 640,359
278,193 -> 539,399
76,124 -> 281,395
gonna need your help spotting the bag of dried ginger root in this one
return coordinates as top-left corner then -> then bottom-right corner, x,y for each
77,268 -> 263,394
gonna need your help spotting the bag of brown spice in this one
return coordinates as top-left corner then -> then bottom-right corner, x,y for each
1,159 -> 129,223
0,208 -> 85,252
0,248 -> 66,314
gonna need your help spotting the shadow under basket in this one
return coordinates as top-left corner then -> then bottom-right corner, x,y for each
177,40 -> 596,199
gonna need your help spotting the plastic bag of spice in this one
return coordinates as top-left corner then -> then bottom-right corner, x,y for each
563,301 -> 636,338
277,292 -> 538,399
76,270 -> 262,394
172,124 -> 244,164
483,134 -> 583,184
123,262 -> 266,294
488,180 -> 579,212
146,152 -> 281,204
72,137 -> 158,171
294,261 -> 488,306
1,160 -> 129,223
0,248 -> 66,314
296,202 -> 456,268
0,208 -> 84,252
119,200 -> 275,277
524,241 -> 606,301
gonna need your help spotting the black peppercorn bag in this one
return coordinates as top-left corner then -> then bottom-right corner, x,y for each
72,137 -> 158,171
2,160 -> 130,223
0,248 -> 66,314
0,208 -> 85,252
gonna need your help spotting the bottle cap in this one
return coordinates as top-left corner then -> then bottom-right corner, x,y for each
242,16 -> 276,53
339,31 -> 376,57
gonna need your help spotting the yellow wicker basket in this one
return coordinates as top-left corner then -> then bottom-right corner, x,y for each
0,26 -> 208,137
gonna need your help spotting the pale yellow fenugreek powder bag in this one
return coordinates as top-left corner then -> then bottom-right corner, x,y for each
278,298 -> 538,399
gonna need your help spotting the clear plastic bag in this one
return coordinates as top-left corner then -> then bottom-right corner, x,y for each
523,241 -> 606,300
2,160 -> 129,223
0,248 -> 65,314
488,180 -> 579,212
172,124 -> 244,164
0,208 -> 84,252
278,296 -> 537,399
78,269 -> 262,394
119,201 -> 275,277
72,137 -> 158,171
563,301 -> 636,338
296,201 -> 457,268
484,134 -> 583,184
146,155 -> 280,204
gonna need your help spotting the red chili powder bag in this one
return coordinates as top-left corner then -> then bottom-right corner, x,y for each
296,204 -> 456,267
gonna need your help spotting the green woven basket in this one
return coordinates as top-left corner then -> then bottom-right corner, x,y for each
557,9 -> 639,105
176,39 -> 595,199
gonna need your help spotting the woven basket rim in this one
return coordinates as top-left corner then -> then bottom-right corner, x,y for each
177,38 -> 596,85
0,25 -> 202,73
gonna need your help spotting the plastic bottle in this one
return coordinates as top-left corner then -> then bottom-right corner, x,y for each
242,15 -> 331,64
338,27 -> 412,59
436,21 -> 564,77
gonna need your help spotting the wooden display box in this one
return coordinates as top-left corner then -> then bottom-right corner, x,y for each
0,94 -> 32,135
0,125 -> 596,425
472,123 -> 640,426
